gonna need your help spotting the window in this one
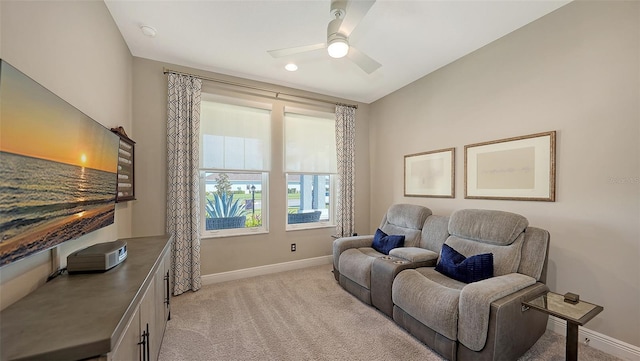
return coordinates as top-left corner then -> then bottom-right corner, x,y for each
203,171 -> 267,232
284,110 -> 336,228
200,98 -> 270,236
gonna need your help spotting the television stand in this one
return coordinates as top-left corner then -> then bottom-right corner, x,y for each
0,235 -> 173,361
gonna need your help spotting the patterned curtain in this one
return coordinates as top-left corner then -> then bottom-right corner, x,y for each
335,105 -> 356,237
167,73 -> 202,295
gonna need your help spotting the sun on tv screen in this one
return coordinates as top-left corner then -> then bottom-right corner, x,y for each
0,59 -> 120,267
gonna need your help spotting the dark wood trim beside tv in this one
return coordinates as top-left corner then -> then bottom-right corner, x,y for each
111,127 -> 136,202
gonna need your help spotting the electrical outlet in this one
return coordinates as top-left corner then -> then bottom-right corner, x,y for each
291,243 -> 296,252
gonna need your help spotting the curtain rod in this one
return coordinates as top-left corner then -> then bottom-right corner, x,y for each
163,68 -> 357,109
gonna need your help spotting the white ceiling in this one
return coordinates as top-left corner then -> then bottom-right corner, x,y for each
105,0 -> 571,104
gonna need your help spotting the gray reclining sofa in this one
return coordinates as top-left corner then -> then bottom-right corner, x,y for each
333,205 -> 551,361
332,204 -> 449,316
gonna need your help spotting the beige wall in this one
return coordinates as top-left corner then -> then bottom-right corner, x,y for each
131,57 -> 371,275
370,1 -> 639,346
0,1 -> 133,309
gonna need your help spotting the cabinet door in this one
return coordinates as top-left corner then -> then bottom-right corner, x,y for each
163,251 -> 171,322
139,281 -> 156,361
109,277 -> 157,361
152,256 -> 168,361
110,307 -> 141,361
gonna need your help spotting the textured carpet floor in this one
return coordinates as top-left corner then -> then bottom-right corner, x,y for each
159,264 -> 620,361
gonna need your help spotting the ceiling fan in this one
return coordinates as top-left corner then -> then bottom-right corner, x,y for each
267,0 -> 381,74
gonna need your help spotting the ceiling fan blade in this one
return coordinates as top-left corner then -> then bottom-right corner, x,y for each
347,46 -> 381,74
267,43 -> 326,58
339,0 -> 376,37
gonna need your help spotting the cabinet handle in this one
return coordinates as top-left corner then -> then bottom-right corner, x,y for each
145,324 -> 150,361
137,328 -> 148,361
165,270 -> 171,320
164,272 -> 169,305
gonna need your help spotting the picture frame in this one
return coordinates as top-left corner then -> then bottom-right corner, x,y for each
404,148 -> 455,198
464,131 -> 556,201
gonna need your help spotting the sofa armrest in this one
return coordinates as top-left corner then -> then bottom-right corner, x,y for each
458,273 -> 536,351
457,282 -> 550,361
332,235 -> 375,271
389,247 -> 438,264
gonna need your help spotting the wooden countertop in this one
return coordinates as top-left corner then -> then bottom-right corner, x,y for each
0,235 -> 172,361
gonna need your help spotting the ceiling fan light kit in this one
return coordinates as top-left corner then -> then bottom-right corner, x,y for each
267,0 -> 380,74
327,36 -> 349,58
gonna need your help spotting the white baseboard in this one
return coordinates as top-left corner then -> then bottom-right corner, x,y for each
201,255 -> 333,285
547,316 -> 640,361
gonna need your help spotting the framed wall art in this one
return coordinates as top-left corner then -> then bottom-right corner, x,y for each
404,148 -> 455,198
464,131 -> 556,201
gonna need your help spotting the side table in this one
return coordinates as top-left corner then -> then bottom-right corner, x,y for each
523,291 -> 603,361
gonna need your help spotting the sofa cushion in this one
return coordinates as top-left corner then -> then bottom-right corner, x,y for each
415,267 -> 466,290
372,229 -> 405,255
338,248 -> 378,289
435,244 -> 493,283
389,247 -> 438,263
448,209 -> 528,246
392,269 -> 460,340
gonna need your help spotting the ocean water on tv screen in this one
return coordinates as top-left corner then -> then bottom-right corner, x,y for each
0,151 -> 117,266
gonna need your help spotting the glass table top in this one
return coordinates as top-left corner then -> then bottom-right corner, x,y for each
523,292 -> 603,325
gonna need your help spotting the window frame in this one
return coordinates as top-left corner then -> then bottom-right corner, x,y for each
199,170 -> 269,238
283,108 -> 338,231
284,173 -> 336,231
198,96 -> 273,238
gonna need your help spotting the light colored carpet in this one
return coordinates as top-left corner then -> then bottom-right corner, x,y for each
159,264 -> 620,361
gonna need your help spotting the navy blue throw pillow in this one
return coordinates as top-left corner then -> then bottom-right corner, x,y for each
435,244 -> 493,283
372,229 -> 405,255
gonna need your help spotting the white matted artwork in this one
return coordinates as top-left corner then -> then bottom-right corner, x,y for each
404,148 -> 455,198
465,131 -> 556,201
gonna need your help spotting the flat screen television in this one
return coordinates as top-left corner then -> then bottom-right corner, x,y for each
0,59 -> 120,267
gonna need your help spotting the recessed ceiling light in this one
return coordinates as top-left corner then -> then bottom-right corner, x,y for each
140,25 -> 157,37
285,63 -> 298,72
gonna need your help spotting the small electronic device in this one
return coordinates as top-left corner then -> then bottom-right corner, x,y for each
67,240 -> 127,273
564,292 -> 580,304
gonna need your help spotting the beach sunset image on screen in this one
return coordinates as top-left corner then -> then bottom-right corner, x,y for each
0,60 -> 120,267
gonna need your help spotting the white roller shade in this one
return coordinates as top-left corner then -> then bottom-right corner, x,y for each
200,101 -> 271,171
285,112 -> 337,173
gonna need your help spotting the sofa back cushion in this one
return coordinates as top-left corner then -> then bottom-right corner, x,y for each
517,226 -> 550,281
420,215 -> 450,253
379,204 -> 432,247
445,209 -> 529,277
445,234 -> 524,277
448,209 -> 528,246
